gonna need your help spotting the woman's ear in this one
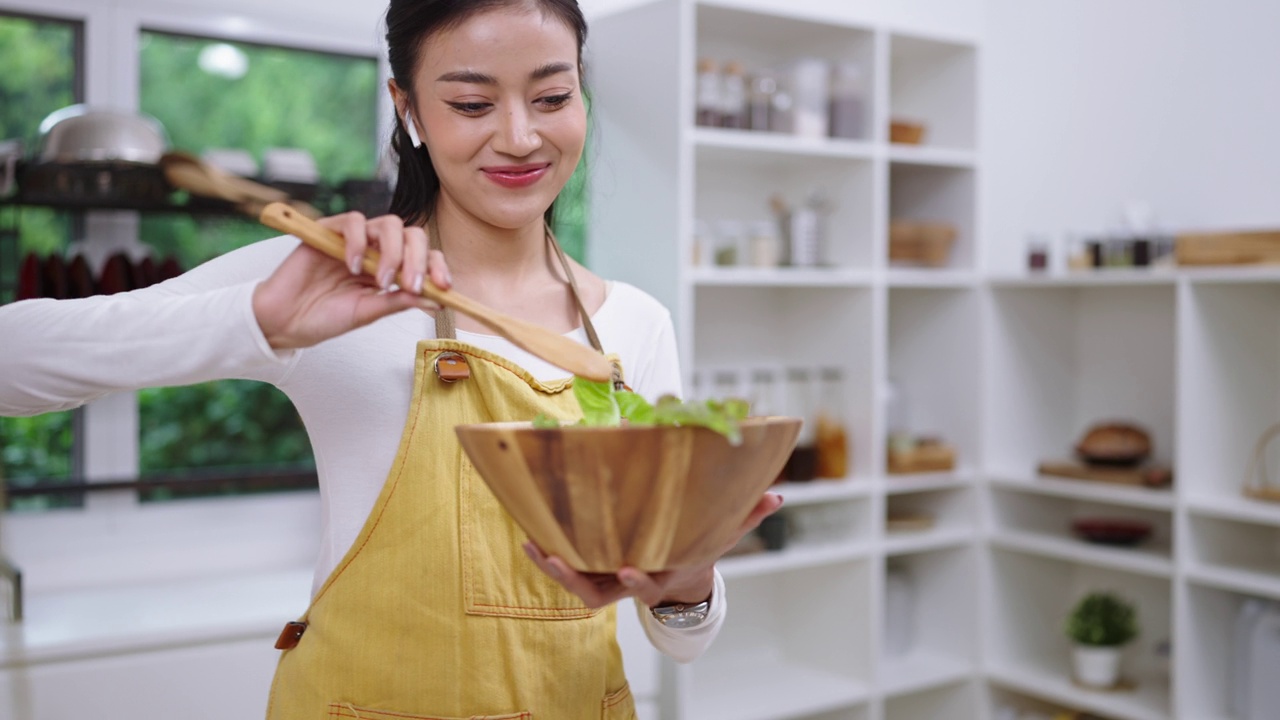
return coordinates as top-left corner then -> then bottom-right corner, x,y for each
387,79 -> 422,149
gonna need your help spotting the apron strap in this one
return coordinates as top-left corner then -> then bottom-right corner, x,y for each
425,215 -> 609,357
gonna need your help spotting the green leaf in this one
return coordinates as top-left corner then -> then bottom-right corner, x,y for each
615,391 -> 656,425
573,378 -> 621,427
532,414 -> 562,429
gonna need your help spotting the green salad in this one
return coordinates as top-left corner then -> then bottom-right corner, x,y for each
533,379 -> 750,445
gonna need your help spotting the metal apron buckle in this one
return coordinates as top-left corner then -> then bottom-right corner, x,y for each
435,351 -> 471,383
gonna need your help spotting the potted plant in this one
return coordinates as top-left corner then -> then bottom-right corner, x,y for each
1065,591 -> 1139,687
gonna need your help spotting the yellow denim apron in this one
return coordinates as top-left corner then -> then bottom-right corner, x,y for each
266,226 -> 634,719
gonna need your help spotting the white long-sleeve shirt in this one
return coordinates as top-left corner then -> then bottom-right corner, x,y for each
0,235 -> 724,662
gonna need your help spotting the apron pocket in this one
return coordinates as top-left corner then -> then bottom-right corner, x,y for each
459,454 -> 601,619
601,682 -> 635,720
327,703 -> 531,720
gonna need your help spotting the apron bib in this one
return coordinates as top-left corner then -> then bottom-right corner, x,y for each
265,225 -> 635,720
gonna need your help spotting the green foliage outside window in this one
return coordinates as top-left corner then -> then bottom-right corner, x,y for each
0,14 -> 80,509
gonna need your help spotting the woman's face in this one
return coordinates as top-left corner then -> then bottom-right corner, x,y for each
404,7 -> 585,231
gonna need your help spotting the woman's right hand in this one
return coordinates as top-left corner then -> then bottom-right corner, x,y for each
252,212 -> 451,350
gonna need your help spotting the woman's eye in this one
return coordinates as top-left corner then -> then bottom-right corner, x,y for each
448,102 -> 492,116
538,93 -> 573,110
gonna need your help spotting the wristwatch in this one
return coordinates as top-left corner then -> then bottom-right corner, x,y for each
650,599 -> 711,629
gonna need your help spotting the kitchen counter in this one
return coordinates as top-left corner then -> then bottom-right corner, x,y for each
0,566 -> 312,668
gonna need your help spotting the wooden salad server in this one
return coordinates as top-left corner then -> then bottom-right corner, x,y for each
259,202 -> 614,383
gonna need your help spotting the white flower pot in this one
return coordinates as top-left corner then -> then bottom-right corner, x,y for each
1073,645 -> 1123,687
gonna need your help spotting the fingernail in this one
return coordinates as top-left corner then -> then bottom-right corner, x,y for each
546,561 -> 563,580
378,269 -> 394,289
411,272 -> 424,294
348,257 -> 361,275
443,267 -> 453,287
620,572 -> 638,588
522,543 -> 535,561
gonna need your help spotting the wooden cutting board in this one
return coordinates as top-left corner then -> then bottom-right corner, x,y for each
1176,230 -> 1280,266
1038,460 -> 1173,488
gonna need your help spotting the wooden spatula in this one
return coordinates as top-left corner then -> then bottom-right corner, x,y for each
259,202 -> 614,383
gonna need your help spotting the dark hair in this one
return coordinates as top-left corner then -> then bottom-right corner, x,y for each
385,0 -> 589,228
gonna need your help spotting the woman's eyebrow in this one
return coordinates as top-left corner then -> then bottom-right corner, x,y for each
436,62 -> 575,85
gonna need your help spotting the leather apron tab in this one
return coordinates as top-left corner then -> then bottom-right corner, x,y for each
274,621 -> 307,650
434,351 -> 471,382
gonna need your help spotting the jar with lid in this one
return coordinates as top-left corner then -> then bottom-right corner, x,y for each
748,219 -> 780,268
782,368 -> 818,482
719,61 -> 748,130
692,219 -> 712,267
814,367 -> 849,479
791,58 -> 830,139
711,368 -> 741,402
695,58 -> 722,127
828,62 -> 866,139
713,220 -> 744,267
769,74 -> 794,134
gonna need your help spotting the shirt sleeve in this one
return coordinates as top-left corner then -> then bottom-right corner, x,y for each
626,305 -> 683,401
633,568 -> 726,664
0,236 -> 300,417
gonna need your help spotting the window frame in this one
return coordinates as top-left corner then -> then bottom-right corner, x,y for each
2,0 -> 392,592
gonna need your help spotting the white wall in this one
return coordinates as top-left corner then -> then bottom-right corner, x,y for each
982,0 -> 1280,272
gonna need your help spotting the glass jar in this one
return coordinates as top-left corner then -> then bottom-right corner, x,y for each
828,62 -> 865,139
692,219 -> 712,267
719,60 -> 748,130
814,367 -> 849,479
748,220 -> 780,268
791,58 -> 830,139
713,220 -> 744,267
783,368 -> 818,482
749,368 -> 780,417
748,71 -> 777,132
695,58 -> 722,128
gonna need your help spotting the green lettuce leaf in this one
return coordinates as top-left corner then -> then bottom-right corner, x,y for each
573,378 -> 621,427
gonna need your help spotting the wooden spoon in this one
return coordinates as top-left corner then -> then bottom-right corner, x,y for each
259,202 -> 614,383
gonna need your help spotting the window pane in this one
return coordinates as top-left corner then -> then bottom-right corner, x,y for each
0,13 -> 82,510
135,32 -> 377,493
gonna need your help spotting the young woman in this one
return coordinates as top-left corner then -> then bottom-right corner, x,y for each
0,1 -> 782,717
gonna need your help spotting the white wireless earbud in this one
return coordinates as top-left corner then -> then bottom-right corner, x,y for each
404,109 -> 423,149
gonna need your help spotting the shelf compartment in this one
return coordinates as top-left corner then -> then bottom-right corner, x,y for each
696,149 -> 875,269
884,486 -> 974,553
879,651 -> 973,699
1179,282 -> 1280,502
990,486 -> 1174,578
693,562 -> 873,719
694,286 -> 875,480
988,475 -> 1174,512
883,547 -> 978,677
885,145 -> 976,169
987,549 -> 1172,720
1186,493 -> 1280,529
1187,513 -> 1280,600
988,270 -> 1178,288
1179,582 -> 1280,719
985,285 -> 1177,478
886,268 -> 979,288
889,165 -> 975,270
887,288 -> 982,475
884,679 -> 978,720
888,32 -> 976,151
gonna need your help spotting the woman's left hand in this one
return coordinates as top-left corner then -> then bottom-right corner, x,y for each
523,491 -> 784,610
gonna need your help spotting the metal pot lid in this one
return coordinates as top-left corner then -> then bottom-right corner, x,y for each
37,105 -> 170,165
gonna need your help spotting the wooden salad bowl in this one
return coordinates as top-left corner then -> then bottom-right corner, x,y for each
455,417 -> 802,573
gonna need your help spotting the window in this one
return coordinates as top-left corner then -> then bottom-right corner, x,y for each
0,12 -> 83,510
135,31 -> 380,498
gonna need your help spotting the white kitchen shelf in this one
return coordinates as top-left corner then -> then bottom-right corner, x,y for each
688,653 -> 871,720
1186,564 -> 1280,603
694,127 -> 875,161
885,268 -> 980,287
988,475 -> 1175,511
883,471 -> 972,495
990,530 -> 1174,579
688,266 -> 874,287
1186,493 -> 1280,528
884,681 -> 979,720
719,542 -> 870,580
988,270 -> 1179,287
887,145 -> 976,169
988,665 -> 1171,720
773,479 -> 872,506
884,527 -> 973,557
878,652 -> 972,698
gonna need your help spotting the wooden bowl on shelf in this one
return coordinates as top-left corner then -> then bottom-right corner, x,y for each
1075,423 -> 1151,466
890,120 -> 927,145
455,417 -> 802,573
889,220 -> 957,267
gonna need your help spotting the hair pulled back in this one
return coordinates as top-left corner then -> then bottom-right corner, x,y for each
384,0 -> 588,227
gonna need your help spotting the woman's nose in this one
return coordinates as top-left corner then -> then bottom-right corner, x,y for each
492,106 -> 543,157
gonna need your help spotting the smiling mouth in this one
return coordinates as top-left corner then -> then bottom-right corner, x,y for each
482,163 -> 551,187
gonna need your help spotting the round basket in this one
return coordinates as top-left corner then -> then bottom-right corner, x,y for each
455,416 -> 801,572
